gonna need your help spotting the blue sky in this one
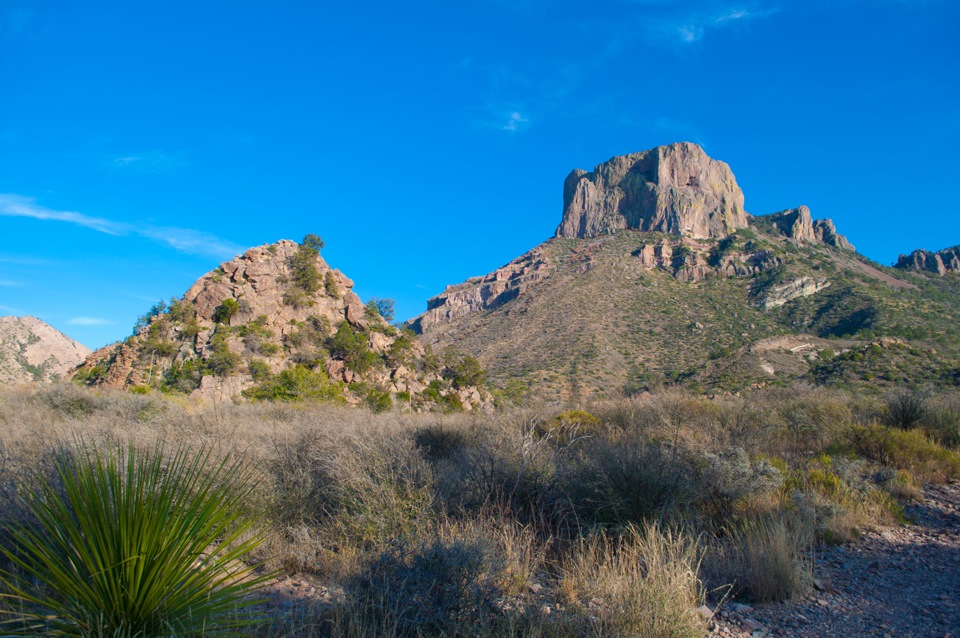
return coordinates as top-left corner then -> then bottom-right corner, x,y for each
1,0 -> 958,349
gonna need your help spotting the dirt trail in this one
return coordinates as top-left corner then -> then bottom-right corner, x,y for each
708,482 -> 960,637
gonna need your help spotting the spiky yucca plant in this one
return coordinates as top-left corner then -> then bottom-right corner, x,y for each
0,441 -> 272,636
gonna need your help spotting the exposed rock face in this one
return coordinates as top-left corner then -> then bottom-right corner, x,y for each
410,248 -> 550,334
0,316 -> 91,384
556,142 -> 748,240
76,240 -> 488,409
761,206 -> 855,251
895,246 -> 960,276
755,276 -> 831,309
632,238 -> 783,283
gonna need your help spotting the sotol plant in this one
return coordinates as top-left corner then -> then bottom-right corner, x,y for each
0,440 -> 272,636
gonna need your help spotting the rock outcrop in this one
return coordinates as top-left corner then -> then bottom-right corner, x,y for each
76,240 -> 488,410
0,316 -> 91,384
632,238 -> 783,283
410,248 -> 550,334
895,246 -> 960,276
754,276 -> 831,310
761,206 -> 855,251
555,142 -> 748,240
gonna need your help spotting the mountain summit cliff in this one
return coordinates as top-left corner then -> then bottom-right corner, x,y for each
555,142 -> 748,239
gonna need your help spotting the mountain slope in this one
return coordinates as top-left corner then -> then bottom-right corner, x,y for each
411,143 -> 960,400
0,316 -> 91,384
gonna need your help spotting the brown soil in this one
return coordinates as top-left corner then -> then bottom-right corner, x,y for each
707,481 -> 960,637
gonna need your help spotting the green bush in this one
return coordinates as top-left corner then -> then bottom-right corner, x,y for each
328,322 -> 379,373
243,364 -> 344,403
0,441 -> 271,636
212,298 -> 239,325
845,424 -> 960,483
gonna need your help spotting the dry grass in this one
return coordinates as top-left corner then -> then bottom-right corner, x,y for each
1,381 -> 956,635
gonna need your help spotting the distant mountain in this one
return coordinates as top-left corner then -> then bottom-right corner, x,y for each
410,143 -> 960,400
76,239 -> 488,410
0,316 -> 91,385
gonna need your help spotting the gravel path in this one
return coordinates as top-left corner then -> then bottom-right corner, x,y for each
707,481 -> 960,637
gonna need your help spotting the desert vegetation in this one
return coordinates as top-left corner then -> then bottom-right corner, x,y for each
0,382 -> 957,635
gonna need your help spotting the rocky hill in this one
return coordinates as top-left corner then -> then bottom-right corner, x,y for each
0,316 -> 91,385
411,143 -> 960,400
76,239 -> 489,411
895,246 -> 960,276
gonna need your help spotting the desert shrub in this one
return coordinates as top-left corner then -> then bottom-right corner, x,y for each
695,447 -> 783,522
442,348 -> 486,389
323,270 -> 339,298
345,537 -> 502,636
0,440 -> 271,636
703,513 -> 813,603
289,235 -> 324,294
534,409 -> 603,445
844,424 -> 960,483
414,423 -> 469,461
365,388 -> 393,413
206,331 -> 240,377
162,358 -> 204,393
212,297 -> 239,325
247,358 -> 272,382
886,388 -> 931,430
561,435 -> 696,528
922,393 -> 960,449
328,322 -> 379,373
36,383 -> 98,418
243,364 -> 343,403
560,524 -> 705,638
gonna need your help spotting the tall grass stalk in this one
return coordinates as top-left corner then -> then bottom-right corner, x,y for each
0,440 -> 272,636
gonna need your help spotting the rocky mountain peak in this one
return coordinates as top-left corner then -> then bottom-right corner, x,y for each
555,142 -> 748,240
762,206 -> 855,251
0,316 -> 91,384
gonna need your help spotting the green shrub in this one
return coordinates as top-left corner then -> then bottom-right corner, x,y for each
289,235 -> 323,294
0,441 -> 271,636
535,409 -> 603,445
324,270 -> 339,298
845,424 -> 960,483
328,322 -> 379,373
243,364 -> 343,403
442,348 -> 486,389
212,298 -> 239,325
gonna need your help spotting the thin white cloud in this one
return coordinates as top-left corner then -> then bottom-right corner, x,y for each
66,317 -> 114,326
652,5 -> 778,46
0,304 -> 20,314
0,194 -> 122,235
503,111 -> 530,132
0,194 -> 243,259
111,150 -> 189,174
0,280 -> 23,287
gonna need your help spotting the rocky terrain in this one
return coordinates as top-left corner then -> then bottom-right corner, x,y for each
896,246 -> 960,276
76,239 -> 488,410
0,316 -> 91,384
411,142 -> 960,400
706,481 -> 960,637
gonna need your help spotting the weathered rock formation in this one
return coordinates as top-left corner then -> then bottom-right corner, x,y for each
556,142 -> 748,240
0,316 -> 91,384
761,206 -> 855,251
895,246 -> 960,276
77,240 -> 488,409
411,248 -> 550,334
632,238 -> 783,283
754,276 -> 831,310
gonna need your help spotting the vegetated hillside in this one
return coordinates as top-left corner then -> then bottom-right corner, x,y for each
0,316 -> 91,384
411,144 -> 960,400
75,238 -> 488,411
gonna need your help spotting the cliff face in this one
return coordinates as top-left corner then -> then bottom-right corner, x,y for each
76,240 -> 488,409
555,142 -> 748,240
0,316 -> 91,384
896,246 -> 960,276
